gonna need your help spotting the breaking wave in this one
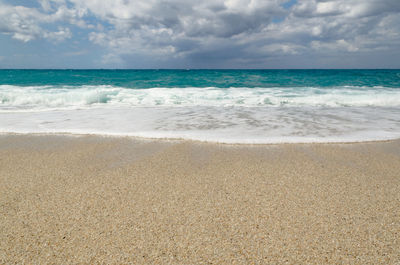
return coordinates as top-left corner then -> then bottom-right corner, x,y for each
1,85 -> 400,111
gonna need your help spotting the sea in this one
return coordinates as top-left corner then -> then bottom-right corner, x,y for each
1,69 -> 400,144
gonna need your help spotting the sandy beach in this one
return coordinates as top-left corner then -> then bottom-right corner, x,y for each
0,134 -> 399,264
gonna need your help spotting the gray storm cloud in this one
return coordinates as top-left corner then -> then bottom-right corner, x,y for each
0,0 -> 400,68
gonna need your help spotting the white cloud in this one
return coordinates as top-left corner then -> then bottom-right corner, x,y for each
71,0 -> 288,64
44,27 -> 72,42
0,1 -> 88,42
0,4 -> 44,42
293,0 -> 400,18
0,0 -> 399,67
74,0 -> 400,65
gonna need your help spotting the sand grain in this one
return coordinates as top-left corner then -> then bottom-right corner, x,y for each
0,135 -> 399,264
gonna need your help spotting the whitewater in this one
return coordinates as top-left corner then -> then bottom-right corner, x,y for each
1,83 -> 400,143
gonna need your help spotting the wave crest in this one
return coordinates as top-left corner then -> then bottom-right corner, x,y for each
1,85 -> 400,111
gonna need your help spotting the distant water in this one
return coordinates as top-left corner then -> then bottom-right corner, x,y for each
1,69 -> 400,143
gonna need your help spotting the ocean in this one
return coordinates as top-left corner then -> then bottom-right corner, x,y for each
1,69 -> 400,143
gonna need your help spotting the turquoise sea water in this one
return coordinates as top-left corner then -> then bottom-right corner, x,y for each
1,69 -> 400,88
1,69 -> 400,143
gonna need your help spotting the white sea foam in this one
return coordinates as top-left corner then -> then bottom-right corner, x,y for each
1,85 -> 400,111
1,105 -> 400,144
1,85 -> 400,143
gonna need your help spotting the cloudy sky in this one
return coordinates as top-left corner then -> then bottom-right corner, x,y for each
0,0 -> 399,68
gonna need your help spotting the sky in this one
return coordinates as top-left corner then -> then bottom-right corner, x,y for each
0,0 -> 399,69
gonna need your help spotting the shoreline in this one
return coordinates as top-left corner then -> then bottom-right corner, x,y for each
1,134 -> 399,264
1,131 -> 400,146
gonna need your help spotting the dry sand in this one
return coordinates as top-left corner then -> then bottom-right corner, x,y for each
0,134 -> 399,264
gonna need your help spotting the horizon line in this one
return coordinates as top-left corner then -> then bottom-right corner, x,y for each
0,68 -> 399,70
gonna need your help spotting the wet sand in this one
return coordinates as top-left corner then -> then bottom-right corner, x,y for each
0,134 -> 399,264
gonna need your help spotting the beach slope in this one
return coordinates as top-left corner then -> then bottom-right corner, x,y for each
1,135 -> 399,264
